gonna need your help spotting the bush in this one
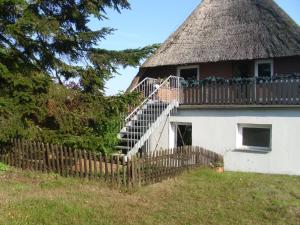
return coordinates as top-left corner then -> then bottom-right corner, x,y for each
0,81 -> 140,155
0,162 -> 8,172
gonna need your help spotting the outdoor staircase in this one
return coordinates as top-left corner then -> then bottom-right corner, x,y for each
117,76 -> 182,156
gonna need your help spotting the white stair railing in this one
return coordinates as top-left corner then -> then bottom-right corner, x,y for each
118,76 -> 183,155
130,77 -> 160,96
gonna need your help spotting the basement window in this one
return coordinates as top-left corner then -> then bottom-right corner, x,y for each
172,123 -> 192,147
237,124 -> 272,152
255,59 -> 273,78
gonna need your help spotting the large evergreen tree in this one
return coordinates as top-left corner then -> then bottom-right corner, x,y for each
0,0 -> 157,153
0,0 -> 156,93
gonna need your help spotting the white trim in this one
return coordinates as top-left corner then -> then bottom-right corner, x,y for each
170,122 -> 193,148
177,65 -> 200,80
169,123 -> 176,149
254,59 -> 274,77
236,124 -> 272,152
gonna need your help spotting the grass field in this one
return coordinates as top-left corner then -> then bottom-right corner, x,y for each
0,165 -> 299,225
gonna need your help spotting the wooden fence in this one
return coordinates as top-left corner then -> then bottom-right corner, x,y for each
0,139 -> 223,187
182,78 -> 300,105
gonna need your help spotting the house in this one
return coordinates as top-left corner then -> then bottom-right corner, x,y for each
118,0 -> 300,175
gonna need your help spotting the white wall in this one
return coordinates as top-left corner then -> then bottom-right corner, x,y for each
148,114 -> 171,152
149,107 -> 300,175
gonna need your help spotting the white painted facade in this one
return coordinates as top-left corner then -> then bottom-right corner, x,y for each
149,106 -> 300,176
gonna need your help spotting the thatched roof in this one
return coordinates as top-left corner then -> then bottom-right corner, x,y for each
142,0 -> 300,68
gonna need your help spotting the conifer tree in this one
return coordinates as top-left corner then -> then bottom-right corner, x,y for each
0,0 -> 158,152
0,0 -> 157,94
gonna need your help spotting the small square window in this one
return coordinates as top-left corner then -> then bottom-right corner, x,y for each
255,59 -> 273,78
257,63 -> 271,77
180,68 -> 198,81
177,66 -> 199,81
237,124 -> 272,152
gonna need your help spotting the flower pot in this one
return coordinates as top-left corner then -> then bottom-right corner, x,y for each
215,166 -> 224,173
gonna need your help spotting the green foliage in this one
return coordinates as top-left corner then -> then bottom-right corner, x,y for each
35,84 -> 140,154
0,0 -> 158,154
0,82 -> 140,154
0,162 -> 8,171
0,0 -> 158,93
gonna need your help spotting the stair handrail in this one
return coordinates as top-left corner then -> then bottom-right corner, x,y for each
125,75 -> 183,123
130,77 -> 158,93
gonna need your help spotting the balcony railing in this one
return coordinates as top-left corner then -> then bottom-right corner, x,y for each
181,76 -> 300,105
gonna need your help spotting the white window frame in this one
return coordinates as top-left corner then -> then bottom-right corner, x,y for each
254,59 -> 274,77
170,122 -> 193,148
177,65 -> 200,80
236,124 -> 272,152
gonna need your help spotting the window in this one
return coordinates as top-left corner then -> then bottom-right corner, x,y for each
177,124 -> 192,147
170,123 -> 192,148
255,59 -> 273,77
177,66 -> 199,81
237,124 -> 272,152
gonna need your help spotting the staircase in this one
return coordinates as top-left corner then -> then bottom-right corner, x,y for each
117,76 -> 182,156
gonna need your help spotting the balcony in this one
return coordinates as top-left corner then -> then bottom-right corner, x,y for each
180,76 -> 300,106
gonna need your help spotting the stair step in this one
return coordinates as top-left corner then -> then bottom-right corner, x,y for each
126,125 -> 149,129
146,101 -> 167,105
142,108 -> 166,113
116,146 -> 131,150
119,138 -> 139,142
120,131 -> 143,134
145,106 -> 168,112
119,131 -> 144,138
133,121 -> 154,126
138,114 -> 160,119
145,106 -> 168,111
126,128 -> 148,133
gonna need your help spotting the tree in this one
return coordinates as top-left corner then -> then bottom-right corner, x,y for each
0,0 -> 158,153
0,0 -> 157,94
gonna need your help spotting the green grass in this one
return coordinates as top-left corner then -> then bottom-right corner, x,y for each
0,168 -> 299,225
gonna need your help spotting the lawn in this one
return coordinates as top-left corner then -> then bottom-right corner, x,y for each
0,165 -> 299,225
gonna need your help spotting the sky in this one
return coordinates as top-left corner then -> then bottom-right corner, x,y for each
89,0 -> 300,96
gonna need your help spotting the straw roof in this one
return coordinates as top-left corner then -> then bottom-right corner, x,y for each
142,0 -> 300,68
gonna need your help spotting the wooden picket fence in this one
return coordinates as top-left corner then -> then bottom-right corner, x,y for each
0,139 -> 223,188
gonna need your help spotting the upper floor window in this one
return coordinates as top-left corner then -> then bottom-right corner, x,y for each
177,65 -> 199,81
255,59 -> 273,78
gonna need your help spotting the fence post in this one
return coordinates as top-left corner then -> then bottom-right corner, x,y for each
73,149 -> 78,177
78,149 -> 83,178
99,152 -> 103,179
116,155 -> 120,187
67,147 -> 72,176
104,154 -> 108,181
59,145 -> 64,176
93,151 -> 97,179
37,142 -> 43,171
88,151 -> 93,179
131,156 -> 136,187
111,155 -> 114,185
122,156 -> 126,187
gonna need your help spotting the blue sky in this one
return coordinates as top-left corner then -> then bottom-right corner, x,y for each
90,0 -> 300,96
